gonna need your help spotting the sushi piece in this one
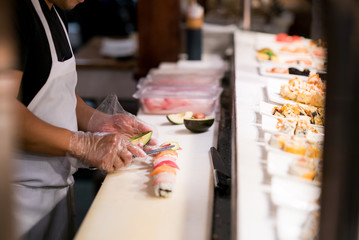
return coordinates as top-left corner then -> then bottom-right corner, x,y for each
152,160 -> 179,171
153,155 -> 177,166
294,119 -> 312,137
269,133 -> 289,149
152,172 -> 176,186
284,139 -> 307,156
276,119 -> 296,135
257,48 -> 279,62
154,149 -> 178,159
154,182 -> 174,197
289,157 -> 316,180
150,164 -> 177,176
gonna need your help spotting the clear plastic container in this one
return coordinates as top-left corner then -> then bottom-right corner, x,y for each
133,85 -> 223,115
137,74 -> 221,88
148,68 -> 224,79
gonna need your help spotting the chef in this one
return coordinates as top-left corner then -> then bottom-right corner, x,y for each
11,0 -> 155,239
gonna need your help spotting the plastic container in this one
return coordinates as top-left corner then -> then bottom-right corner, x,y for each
148,68 -> 224,79
133,85 -> 223,115
137,75 -> 221,88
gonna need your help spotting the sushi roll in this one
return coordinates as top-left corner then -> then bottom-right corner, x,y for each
154,182 -> 174,198
297,89 -> 312,105
151,144 -> 180,198
294,119 -> 310,137
289,157 -> 316,180
284,139 -> 307,156
269,133 -> 289,149
276,119 -> 296,135
152,172 -> 176,197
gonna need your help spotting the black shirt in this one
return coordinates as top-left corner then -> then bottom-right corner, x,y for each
14,0 -> 73,106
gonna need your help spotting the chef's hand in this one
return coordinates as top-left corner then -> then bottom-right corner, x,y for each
88,112 -> 158,149
68,131 -> 146,172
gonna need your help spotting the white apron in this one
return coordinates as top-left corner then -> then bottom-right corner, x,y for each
13,0 -> 81,238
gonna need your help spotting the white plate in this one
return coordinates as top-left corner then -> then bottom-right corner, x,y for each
265,78 -> 318,107
267,151 -> 298,176
259,101 -> 325,132
259,63 -> 312,80
266,78 -> 297,106
271,175 -> 321,211
261,114 -> 324,135
267,151 -> 321,185
276,206 -> 317,240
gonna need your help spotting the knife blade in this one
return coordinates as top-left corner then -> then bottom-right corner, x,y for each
210,147 -> 231,189
145,145 -> 175,155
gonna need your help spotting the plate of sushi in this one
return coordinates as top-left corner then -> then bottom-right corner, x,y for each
266,74 -> 326,108
271,175 -> 321,211
261,114 -> 324,138
259,101 -> 325,127
259,63 -> 313,80
267,151 -> 322,183
265,132 -> 323,160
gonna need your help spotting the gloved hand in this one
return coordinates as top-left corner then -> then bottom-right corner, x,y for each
68,131 -> 146,172
87,94 -> 158,150
88,112 -> 157,147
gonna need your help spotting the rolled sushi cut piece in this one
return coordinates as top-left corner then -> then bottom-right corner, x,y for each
152,160 -> 179,171
150,164 -> 177,176
152,172 -> 176,186
154,182 -> 174,198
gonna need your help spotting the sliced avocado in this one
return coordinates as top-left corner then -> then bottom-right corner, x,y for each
184,117 -> 215,133
160,141 -> 180,151
130,131 -> 152,145
166,111 -> 193,125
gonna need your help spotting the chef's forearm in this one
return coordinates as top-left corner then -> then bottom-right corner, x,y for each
16,100 -> 72,156
75,94 -> 96,131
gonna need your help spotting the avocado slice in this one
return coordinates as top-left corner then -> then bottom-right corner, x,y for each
166,111 -> 193,125
160,141 -> 180,150
130,131 -> 152,145
184,117 -> 214,133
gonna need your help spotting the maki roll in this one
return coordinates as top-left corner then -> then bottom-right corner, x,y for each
152,172 -> 176,198
151,144 -> 180,198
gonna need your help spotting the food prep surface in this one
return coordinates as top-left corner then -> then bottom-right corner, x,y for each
75,113 -> 218,240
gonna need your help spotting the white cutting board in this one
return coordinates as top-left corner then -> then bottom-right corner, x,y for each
75,112 -> 217,240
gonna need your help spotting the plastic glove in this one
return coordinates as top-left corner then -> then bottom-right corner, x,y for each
87,94 -> 158,148
68,131 -> 146,172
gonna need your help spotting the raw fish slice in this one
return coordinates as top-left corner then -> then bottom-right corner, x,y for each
153,160 -> 179,171
154,149 -> 178,159
152,172 -> 176,186
153,155 -> 177,166
150,164 -> 177,176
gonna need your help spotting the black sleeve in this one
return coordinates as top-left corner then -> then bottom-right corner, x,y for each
12,0 -> 33,72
